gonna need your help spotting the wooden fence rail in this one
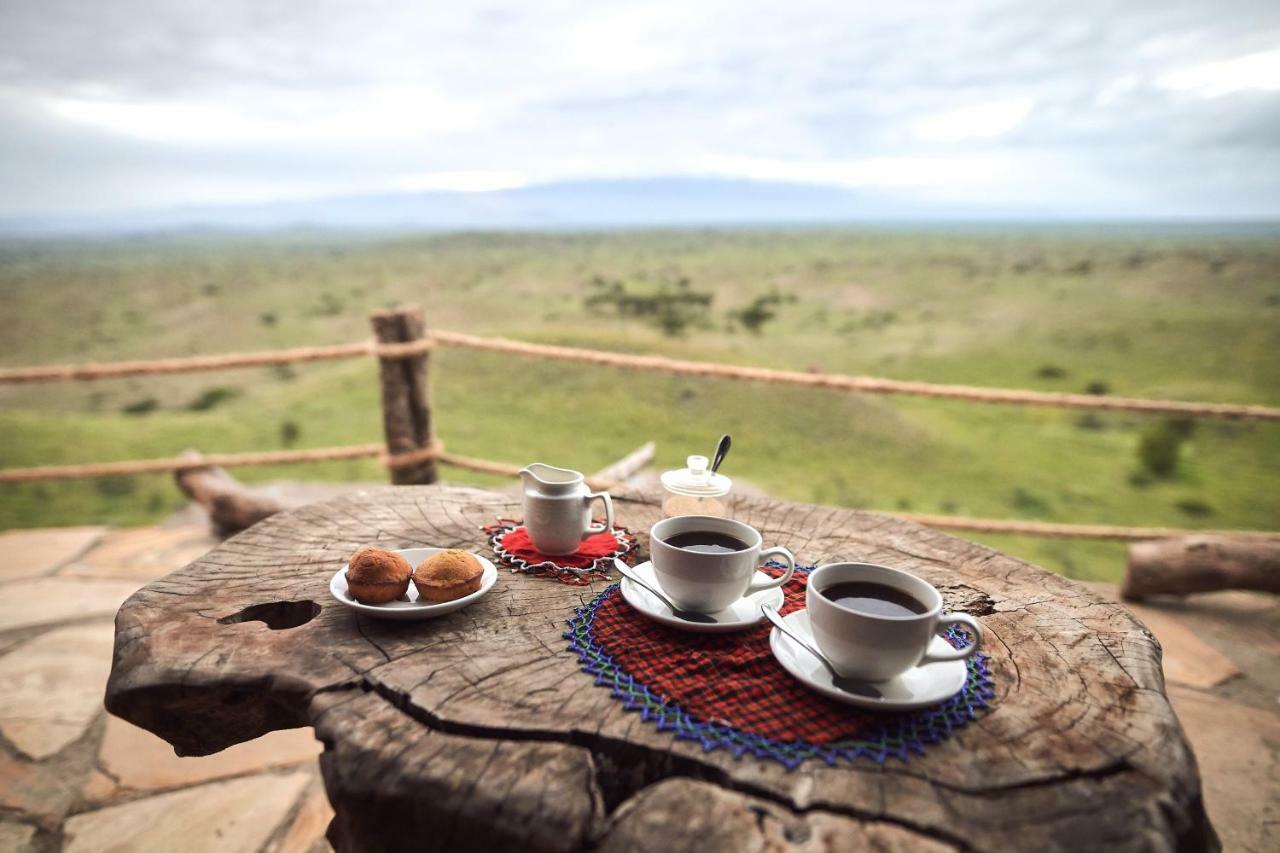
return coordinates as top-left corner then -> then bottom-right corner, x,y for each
2,305 -> 1278,544
0,340 -> 432,383
3,324 -> 1277,421
428,331 -> 1280,421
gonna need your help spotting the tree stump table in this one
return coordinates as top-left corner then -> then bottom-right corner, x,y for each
106,486 -> 1215,851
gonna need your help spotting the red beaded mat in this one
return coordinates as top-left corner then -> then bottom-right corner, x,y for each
566,565 -> 993,768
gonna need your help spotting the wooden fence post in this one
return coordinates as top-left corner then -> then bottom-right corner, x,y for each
371,306 -> 438,485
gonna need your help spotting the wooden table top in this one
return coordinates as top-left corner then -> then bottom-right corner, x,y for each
105,485 -> 1215,852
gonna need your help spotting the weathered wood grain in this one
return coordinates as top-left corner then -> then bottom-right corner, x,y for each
105,486 -> 1216,851
1124,535 -> 1280,599
174,453 -> 285,535
370,307 -> 436,485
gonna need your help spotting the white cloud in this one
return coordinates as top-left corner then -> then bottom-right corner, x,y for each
42,85 -> 488,145
0,0 -> 1278,218
912,97 -> 1035,143
562,6 -> 686,78
1158,47 -> 1280,97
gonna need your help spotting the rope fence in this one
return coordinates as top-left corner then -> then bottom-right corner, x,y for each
0,443 -> 611,491
428,331 -> 1280,421
2,439 -> 1276,542
2,313 -> 1277,544
432,452 -> 618,492
0,443 -> 417,482
0,340 -> 432,384
3,330 -> 1274,420
894,513 -> 1280,542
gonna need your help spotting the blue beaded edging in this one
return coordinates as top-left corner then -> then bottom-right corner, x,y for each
563,565 -> 994,770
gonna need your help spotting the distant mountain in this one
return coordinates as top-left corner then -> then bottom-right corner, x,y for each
9,177 -> 1267,238
0,177 -> 964,237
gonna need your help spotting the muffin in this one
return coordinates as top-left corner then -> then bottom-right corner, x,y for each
346,547 -> 412,604
413,550 -> 484,603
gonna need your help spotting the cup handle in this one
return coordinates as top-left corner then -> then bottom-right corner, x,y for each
920,613 -> 983,664
747,546 -> 796,593
584,491 -> 614,536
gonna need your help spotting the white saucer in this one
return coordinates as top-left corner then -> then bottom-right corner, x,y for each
619,560 -> 784,633
329,547 -> 497,621
769,610 -> 968,710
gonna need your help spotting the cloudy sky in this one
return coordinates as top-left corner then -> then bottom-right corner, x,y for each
1,0 -> 1278,220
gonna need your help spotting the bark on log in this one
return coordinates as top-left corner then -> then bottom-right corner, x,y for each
371,306 -> 436,485
1123,535 -> 1280,600
174,452 -> 284,535
105,486 -> 1217,852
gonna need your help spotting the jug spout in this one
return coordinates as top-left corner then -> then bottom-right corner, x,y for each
518,463 -> 584,492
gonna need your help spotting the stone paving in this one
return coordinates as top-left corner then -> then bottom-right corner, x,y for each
0,522 -> 1275,851
0,524 -> 330,853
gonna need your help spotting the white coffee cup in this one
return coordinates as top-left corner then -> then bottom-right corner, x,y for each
649,515 -> 795,613
806,561 -> 982,682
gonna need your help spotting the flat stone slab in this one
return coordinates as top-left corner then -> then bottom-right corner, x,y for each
1168,685 -> 1280,853
1125,603 -> 1242,690
0,577 -> 142,633
0,821 -> 37,853
80,770 -> 119,806
0,751 -> 47,815
0,622 -> 115,759
0,527 -> 106,581
0,734 -> 100,825
1145,590 -> 1280,711
267,775 -> 334,853
63,771 -> 311,853
98,716 -> 321,790
60,526 -> 217,581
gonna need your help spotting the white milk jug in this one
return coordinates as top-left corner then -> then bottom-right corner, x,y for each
518,463 -> 615,555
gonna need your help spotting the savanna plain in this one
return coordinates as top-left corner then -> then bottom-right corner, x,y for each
2,227 -> 1277,583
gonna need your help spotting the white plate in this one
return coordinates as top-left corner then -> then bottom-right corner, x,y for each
769,610 -> 968,710
619,560 -> 784,633
329,547 -> 497,621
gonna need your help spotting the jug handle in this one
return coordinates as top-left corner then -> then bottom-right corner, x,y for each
585,491 -> 614,537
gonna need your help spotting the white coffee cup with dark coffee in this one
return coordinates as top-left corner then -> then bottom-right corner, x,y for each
649,515 -> 795,613
806,561 -> 982,682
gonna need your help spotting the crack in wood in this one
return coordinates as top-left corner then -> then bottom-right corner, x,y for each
352,616 -> 392,663
348,669 -> 1145,852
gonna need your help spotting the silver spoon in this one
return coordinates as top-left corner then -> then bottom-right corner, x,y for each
761,603 -> 883,698
710,434 -> 732,473
613,559 -> 717,624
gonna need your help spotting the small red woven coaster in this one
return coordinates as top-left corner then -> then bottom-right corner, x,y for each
483,519 -> 637,585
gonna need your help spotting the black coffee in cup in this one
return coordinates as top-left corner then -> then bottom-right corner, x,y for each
818,581 -> 928,618
661,530 -> 749,554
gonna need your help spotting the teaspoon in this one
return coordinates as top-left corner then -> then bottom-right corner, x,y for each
613,559 -> 717,624
710,434 -> 732,473
761,603 -> 883,698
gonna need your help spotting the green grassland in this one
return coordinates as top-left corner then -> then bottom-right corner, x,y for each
2,227 -> 1278,582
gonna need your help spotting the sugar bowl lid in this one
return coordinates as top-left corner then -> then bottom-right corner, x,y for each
661,455 -> 732,497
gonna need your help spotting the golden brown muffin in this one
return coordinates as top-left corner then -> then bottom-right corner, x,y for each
346,547 -> 412,604
413,550 -> 484,603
